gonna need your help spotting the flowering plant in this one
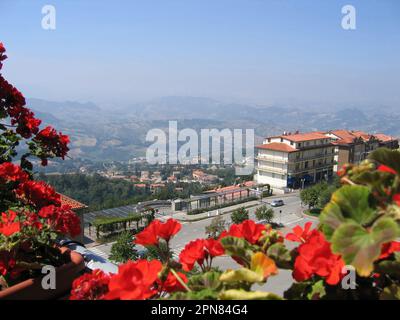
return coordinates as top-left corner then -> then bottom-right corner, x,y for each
0,43 -> 80,290
72,148 -> 400,300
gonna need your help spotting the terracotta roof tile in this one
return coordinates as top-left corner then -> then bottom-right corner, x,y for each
256,142 -> 298,153
281,132 -> 329,142
60,194 -> 87,210
374,133 -> 395,142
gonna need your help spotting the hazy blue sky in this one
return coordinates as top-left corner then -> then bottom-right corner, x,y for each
0,0 -> 399,108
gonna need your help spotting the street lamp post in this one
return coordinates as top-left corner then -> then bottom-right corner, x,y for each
300,178 -> 305,189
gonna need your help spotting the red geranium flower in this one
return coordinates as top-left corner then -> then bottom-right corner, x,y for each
0,162 -> 29,184
378,164 -> 397,175
105,259 -> 162,300
16,180 -> 61,208
23,211 -> 43,231
0,210 -> 21,237
179,238 -> 224,272
379,241 -> 400,260
134,219 -> 181,246
157,218 -> 181,242
134,220 -> 160,246
393,194 -> 400,206
0,250 -> 17,277
158,271 -> 188,293
70,269 -> 111,300
52,205 -> 81,237
179,239 -> 206,271
286,222 -> 313,243
204,238 -> 225,257
38,205 -> 57,219
220,220 -> 266,245
33,126 -> 70,159
292,229 -> 345,286
36,205 -> 80,237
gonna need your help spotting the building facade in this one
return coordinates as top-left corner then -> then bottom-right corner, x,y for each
255,130 -> 399,190
326,130 -> 399,172
255,132 -> 336,189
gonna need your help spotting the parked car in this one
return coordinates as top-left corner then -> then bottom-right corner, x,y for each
270,199 -> 284,207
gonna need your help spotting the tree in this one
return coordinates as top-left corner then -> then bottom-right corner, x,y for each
317,185 -> 337,209
205,216 -> 226,239
231,207 -> 249,224
255,205 -> 274,223
300,181 -> 339,210
109,231 -> 138,263
300,182 -> 327,209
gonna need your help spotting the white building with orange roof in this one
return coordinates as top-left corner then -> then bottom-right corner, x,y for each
255,132 -> 336,190
326,130 -> 398,171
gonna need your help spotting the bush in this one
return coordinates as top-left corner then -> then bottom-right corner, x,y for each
255,205 -> 274,223
109,231 -> 138,263
300,181 -> 339,209
231,207 -> 249,224
205,216 -> 226,239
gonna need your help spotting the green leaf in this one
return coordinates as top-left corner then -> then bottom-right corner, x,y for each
220,236 -> 254,267
307,280 -> 326,300
169,288 -> 218,300
283,282 -> 312,300
330,185 -> 377,225
188,271 -> 222,291
332,218 -> 399,276
219,289 -> 283,300
219,268 -> 264,284
319,202 -> 346,240
386,204 -> 400,222
380,285 -> 400,300
369,148 -> 400,174
267,242 -> 292,269
375,252 -> 400,278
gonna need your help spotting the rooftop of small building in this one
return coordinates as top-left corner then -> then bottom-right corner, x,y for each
256,142 -> 298,153
60,194 -> 87,210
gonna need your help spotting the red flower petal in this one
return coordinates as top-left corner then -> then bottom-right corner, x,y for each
378,164 -> 397,175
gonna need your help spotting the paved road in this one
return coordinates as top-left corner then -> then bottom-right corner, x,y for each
169,194 -> 304,253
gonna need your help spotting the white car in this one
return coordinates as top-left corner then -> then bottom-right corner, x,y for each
270,199 -> 284,207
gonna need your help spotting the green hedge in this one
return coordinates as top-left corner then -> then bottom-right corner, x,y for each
93,214 -> 142,238
304,208 -> 322,217
187,196 -> 258,215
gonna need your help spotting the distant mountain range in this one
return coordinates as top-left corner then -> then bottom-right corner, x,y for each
27,97 -> 400,162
